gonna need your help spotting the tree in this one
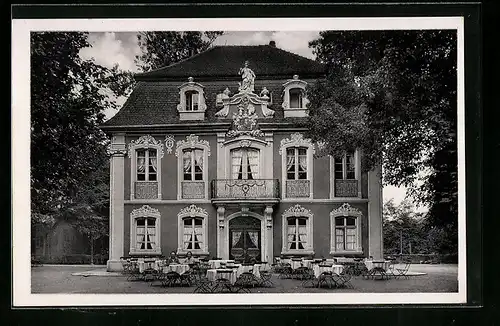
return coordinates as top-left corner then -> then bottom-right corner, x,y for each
135,31 -> 223,72
30,32 -> 130,220
306,31 -> 457,252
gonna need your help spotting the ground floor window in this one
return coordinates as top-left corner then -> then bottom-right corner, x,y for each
287,217 -> 308,250
335,216 -> 357,251
183,217 -> 204,250
136,217 -> 157,250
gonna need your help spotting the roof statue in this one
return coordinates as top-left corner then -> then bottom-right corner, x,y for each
238,61 -> 255,93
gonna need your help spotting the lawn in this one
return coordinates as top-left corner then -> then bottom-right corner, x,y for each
31,264 -> 458,294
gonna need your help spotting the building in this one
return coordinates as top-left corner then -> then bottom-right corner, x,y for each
101,42 -> 383,272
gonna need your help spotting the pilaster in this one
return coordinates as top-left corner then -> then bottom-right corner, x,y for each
368,164 -> 383,259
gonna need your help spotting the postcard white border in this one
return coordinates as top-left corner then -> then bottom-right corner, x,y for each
12,17 -> 466,306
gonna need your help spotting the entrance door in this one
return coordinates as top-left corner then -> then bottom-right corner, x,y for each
229,216 -> 261,263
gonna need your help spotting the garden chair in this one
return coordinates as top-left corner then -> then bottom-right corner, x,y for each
161,271 -> 182,287
388,261 -> 411,279
278,263 -> 294,279
317,271 -> 336,289
235,272 -> 258,288
335,271 -> 353,289
300,268 -> 317,288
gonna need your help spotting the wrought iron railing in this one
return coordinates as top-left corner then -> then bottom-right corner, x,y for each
211,179 -> 280,200
134,181 -> 158,199
285,180 -> 311,198
334,179 -> 359,197
181,181 -> 205,199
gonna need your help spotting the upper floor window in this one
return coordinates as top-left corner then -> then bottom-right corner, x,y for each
185,90 -> 199,111
127,135 -> 164,200
183,149 -> 203,181
282,75 -> 309,118
137,149 -> 158,181
279,133 -> 315,199
129,205 -> 162,256
334,152 -> 356,180
286,147 -> 308,180
231,148 -> 260,180
177,77 -> 206,121
175,134 -> 211,200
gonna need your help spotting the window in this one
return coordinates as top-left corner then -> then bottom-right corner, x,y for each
286,147 -> 307,180
129,205 -> 161,255
329,203 -> 363,254
135,217 -> 156,250
185,90 -> 199,111
183,149 -> 203,181
287,217 -> 308,250
175,134 -> 211,200
137,149 -> 158,181
289,88 -> 304,109
281,204 -> 314,256
335,216 -> 357,251
183,217 -> 204,250
231,148 -> 259,180
177,205 -> 209,255
334,152 -> 355,180
128,135 -> 164,200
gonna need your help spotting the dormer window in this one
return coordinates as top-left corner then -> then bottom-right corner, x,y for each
282,75 -> 309,118
177,77 -> 206,120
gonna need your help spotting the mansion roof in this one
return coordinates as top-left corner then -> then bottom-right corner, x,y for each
135,45 -> 326,80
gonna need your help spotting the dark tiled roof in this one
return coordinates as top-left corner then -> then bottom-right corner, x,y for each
102,79 -> 310,128
135,45 -> 325,80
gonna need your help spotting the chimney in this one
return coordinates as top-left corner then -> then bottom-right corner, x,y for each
269,40 -> 276,47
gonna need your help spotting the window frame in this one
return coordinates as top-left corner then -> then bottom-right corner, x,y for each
129,205 -> 162,256
279,133 -> 315,199
285,146 -> 308,180
230,147 -> 260,180
175,134 -> 211,200
329,203 -> 363,255
177,78 -> 206,121
128,135 -> 164,200
281,204 -> 314,256
177,204 -> 209,256
282,76 -> 309,118
330,149 -> 362,199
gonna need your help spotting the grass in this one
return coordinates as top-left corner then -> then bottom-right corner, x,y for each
31,264 -> 458,294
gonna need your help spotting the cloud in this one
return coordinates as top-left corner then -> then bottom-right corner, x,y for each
79,32 -> 140,72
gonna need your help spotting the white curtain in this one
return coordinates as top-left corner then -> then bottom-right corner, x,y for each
231,150 -> 243,179
286,155 -> 295,172
149,157 -> 157,172
346,228 -> 356,250
298,155 -> 307,172
248,150 -> 259,179
136,226 -> 145,249
248,231 -> 259,248
183,151 -> 192,173
194,149 -> 204,172
232,231 -> 242,246
335,228 -> 345,250
137,157 -> 146,173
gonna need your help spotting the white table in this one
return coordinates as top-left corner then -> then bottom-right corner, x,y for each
206,268 -> 238,285
313,264 -> 344,278
162,264 -> 190,275
137,260 -> 156,273
236,264 -> 261,279
302,259 -> 315,269
208,260 -> 235,269
364,260 -> 391,271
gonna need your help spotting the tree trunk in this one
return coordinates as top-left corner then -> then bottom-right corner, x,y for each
90,236 -> 94,265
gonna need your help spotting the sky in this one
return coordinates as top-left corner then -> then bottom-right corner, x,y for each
79,31 -> 416,209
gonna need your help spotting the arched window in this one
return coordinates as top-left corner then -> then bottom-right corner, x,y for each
282,75 -> 309,118
129,205 -> 161,256
177,77 -> 206,120
128,135 -> 164,200
176,135 -> 211,200
281,204 -> 314,256
177,205 -> 209,256
289,88 -> 304,109
230,148 -> 260,180
330,203 -> 363,255
185,90 -> 200,111
279,133 -> 315,199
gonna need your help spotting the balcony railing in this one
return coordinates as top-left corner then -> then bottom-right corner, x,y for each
335,179 -> 359,197
285,179 -> 311,198
211,179 -> 280,200
181,181 -> 205,199
134,181 -> 158,199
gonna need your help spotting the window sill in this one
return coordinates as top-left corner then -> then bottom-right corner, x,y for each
129,250 -> 162,256
176,250 -> 210,257
281,250 -> 315,256
179,111 -> 206,121
330,250 -> 364,256
283,108 -> 308,118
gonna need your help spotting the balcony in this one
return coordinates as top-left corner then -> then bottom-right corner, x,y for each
134,181 -> 159,199
181,181 -> 206,199
211,179 -> 280,203
334,179 -> 359,197
285,180 -> 311,198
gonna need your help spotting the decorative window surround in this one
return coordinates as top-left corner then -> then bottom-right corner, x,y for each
279,133 -> 315,199
177,77 -> 207,121
222,136 -> 272,180
177,204 -> 209,256
128,135 -> 164,200
282,75 -> 309,118
175,134 -> 211,200
281,204 -> 314,256
329,150 -> 362,199
329,203 -> 363,255
129,205 -> 162,256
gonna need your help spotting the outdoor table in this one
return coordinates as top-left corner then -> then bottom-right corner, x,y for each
313,264 -> 344,278
336,257 -> 355,264
364,260 -> 391,280
137,260 -> 156,273
289,260 -> 304,270
163,264 -> 190,275
207,260 -> 235,269
154,260 -> 167,270
302,259 -> 315,269
206,268 -> 238,285
237,264 -> 261,279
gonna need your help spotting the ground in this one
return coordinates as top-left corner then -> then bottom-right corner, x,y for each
31,264 -> 458,294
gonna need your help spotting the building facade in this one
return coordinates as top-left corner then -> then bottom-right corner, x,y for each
102,43 -> 383,272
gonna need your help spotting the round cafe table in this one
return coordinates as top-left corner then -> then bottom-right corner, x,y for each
208,260 -> 235,269
236,264 -> 261,279
364,260 -> 391,272
137,260 -> 156,273
163,264 -> 190,275
313,264 -> 344,278
206,268 -> 238,285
